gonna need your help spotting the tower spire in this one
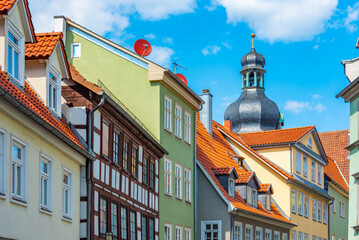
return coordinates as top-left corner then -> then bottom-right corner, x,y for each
251,33 -> 255,49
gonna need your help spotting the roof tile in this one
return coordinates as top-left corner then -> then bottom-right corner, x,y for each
25,32 -> 62,59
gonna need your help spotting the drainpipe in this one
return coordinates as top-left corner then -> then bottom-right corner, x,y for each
231,209 -> 240,240
87,94 -> 105,240
194,101 -> 203,240
328,199 -> 333,240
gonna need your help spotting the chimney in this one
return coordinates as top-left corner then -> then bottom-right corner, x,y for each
200,89 -> 213,136
54,16 -> 66,42
224,120 -> 232,132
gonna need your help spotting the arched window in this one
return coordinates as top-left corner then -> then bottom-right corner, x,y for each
249,72 -> 255,86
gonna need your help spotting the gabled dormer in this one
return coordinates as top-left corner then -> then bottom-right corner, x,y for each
212,166 -> 239,198
235,171 -> 260,207
258,183 -> 274,211
0,0 -> 35,86
25,33 -> 70,116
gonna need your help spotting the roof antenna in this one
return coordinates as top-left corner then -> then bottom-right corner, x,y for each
173,58 -> 189,74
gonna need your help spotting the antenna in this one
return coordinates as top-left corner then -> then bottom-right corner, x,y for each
173,60 -> 189,74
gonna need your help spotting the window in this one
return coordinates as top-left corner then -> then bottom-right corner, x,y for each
235,222 -> 243,240
304,233 -> 309,240
245,225 -> 253,240
121,206 -> 127,239
164,159 -> 172,195
313,236 -> 317,240
298,191 -> 303,216
185,228 -> 191,240
123,137 -> 130,171
40,155 -> 52,211
113,129 -> 121,165
62,168 -> 72,219
229,178 -> 235,197
304,193 -> 309,218
318,200 -> 322,222
332,197 -> 336,213
308,137 -> 313,148
318,237 -> 322,240
339,202 -> 345,218
150,159 -> 155,189
165,224 -> 172,240
247,187 -> 252,205
274,231 -> 280,240
303,156 -> 308,178
102,120 -> 110,158
164,96 -> 172,132
149,218 -> 155,240
265,229 -> 272,240
48,70 -> 60,113
296,150 -> 301,174
317,165 -> 322,185
175,164 -> 182,199
7,25 -> 23,83
130,211 -> 136,240
176,226 -> 182,240
11,138 -> 27,202
142,216 -> 147,240
0,130 -> 5,196
184,168 -> 191,202
132,145 -> 138,178
111,202 -> 118,238
252,189 -> 258,208
202,221 -> 222,240
311,161 -> 316,182
71,43 -> 81,58
282,233 -> 288,240
100,196 -> 107,235
292,231 -> 297,240
184,111 -> 191,144
255,227 -> 263,240
313,198 -> 317,221
298,232 -> 303,240
266,194 -> 271,211
175,104 -> 182,138
332,235 -> 335,240
143,153 -> 149,185
291,188 -> 297,213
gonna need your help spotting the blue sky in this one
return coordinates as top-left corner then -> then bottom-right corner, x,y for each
30,0 -> 359,132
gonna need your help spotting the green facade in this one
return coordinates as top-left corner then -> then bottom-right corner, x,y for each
64,23 -> 197,239
328,185 -> 348,240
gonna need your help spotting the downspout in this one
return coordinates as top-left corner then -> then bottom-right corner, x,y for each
87,94 -> 105,240
231,209 -> 240,240
328,199 -> 333,240
194,101 -> 203,240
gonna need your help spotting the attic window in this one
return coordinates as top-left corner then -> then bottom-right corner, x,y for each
7,22 -> 24,85
48,64 -> 61,115
266,194 -> 271,211
308,137 -> 313,148
71,43 -> 81,58
228,178 -> 235,197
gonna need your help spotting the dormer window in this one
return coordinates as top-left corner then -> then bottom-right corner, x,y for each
252,189 -> 258,208
228,178 -> 235,197
247,187 -> 252,205
48,65 -> 61,114
7,22 -> 24,85
266,194 -> 271,211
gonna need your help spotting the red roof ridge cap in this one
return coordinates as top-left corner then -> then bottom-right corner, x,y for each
238,125 -> 315,136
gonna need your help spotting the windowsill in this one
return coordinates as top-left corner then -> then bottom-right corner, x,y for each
185,200 -> 192,205
102,155 -> 110,161
164,193 -> 172,198
11,197 -> 27,207
62,215 -> 73,223
164,128 -> 172,135
40,207 -> 53,216
175,196 -> 182,201
352,225 -> 359,231
184,141 -> 192,147
0,193 -> 6,200
175,135 -> 182,141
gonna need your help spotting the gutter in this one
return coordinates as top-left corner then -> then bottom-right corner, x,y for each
86,94 -> 105,240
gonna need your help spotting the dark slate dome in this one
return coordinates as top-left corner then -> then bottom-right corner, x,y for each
241,48 -> 265,70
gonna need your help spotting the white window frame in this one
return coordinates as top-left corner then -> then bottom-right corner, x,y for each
298,190 -> 303,216
185,227 -> 191,240
265,229 -> 272,240
175,163 -> 182,199
311,160 -> 316,182
176,225 -> 183,240
298,232 -> 303,240
318,200 -> 322,223
11,136 -> 27,204
201,220 -> 222,240
296,150 -> 301,174
313,198 -> 317,221
40,154 -> 53,212
303,155 -> 308,178
332,197 -> 336,213
71,42 -> 81,58
235,222 -> 243,240
291,188 -> 297,213
229,178 -> 235,197
282,233 -> 288,240
175,104 -> 182,139
292,230 -> 297,240
62,167 -> 73,220
252,189 -> 258,208
164,96 -> 172,132
308,137 -> 313,148
304,193 -> 309,218
165,223 -> 172,240
266,194 -> 271,210
339,202 -> 345,218
247,186 -> 252,205
323,202 -> 327,224
0,129 -> 6,197
274,231 -> 280,240
184,168 -> 191,202
304,233 -> 309,240
184,111 -> 191,144
164,158 -> 172,195
7,21 -> 24,86
47,64 -> 61,115
317,164 -> 322,185
255,227 -> 263,240
245,224 -> 253,240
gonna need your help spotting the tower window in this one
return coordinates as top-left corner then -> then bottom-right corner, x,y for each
249,73 -> 255,86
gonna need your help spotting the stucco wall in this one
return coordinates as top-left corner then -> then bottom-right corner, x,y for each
328,184 -> 348,240
256,147 -> 292,173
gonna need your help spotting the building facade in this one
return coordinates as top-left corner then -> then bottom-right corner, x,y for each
53,17 -> 202,239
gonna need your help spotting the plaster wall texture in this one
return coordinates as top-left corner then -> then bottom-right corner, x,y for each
0,100 -> 85,240
25,60 -> 47,103
328,184 -> 348,240
0,19 -> 5,69
343,60 -> 359,82
256,147 -> 291,173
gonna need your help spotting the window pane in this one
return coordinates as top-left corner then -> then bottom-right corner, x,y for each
132,146 -> 138,177
16,165 -> 21,196
8,45 -> 12,75
8,32 -> 18,45
102,121 -> 109,157
113,131 -> 121,164
44,179 -> 48,206
121,207 -> 127,239
142,216 -> 147,240
100,197 -> 107,234
14,51 -> 18,79
123,138 -> 130,171
130,211 -> 136,239
111,202 -> 118,237
12,145 -> 21,159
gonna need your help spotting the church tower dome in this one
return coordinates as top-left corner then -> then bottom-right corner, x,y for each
224,33 -> 283,133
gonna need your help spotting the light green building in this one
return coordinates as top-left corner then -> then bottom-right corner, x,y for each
337,57 -> 359,240
54,16 -> 202,239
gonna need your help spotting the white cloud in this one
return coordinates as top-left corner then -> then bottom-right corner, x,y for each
222,41 -> 232,49
162,37 -> 174,44
202,45 -> 221,56
29,0 -> 196,36
221,95 -> 239,108
212,0 -> 338,42
284,100 -> 326,114
147,46 -> 175,68
344,2 -> 359,32
145,33 -> 156,40
313,45 -> 319,50
314,103 -> 326,113
312,94 -> 322,99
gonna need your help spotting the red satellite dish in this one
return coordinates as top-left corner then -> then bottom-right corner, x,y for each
176,73 -> 187,85
134,39 -> 152,56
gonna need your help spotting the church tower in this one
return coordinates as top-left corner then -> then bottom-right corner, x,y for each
224,33 -> 283,133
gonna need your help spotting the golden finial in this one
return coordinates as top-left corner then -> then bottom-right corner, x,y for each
251,33 -> 256,48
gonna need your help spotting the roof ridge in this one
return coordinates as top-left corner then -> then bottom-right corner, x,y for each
319,129 -> 349,134
331,156 -> 349,188
238,125 -> 315,135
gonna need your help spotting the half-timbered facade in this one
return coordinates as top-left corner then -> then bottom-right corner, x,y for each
62,65 -> 167,240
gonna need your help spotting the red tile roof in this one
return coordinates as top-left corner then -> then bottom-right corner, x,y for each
69,64 -> 103,95
236,172 -> 253,184
213,167 -> 232,175
319,130 -> 349,182
259,184 -> 271,193
324,156 -> 349,192
0,70 -> 84,149
238,126 -> 315,147
197,118 -> 294,225
0,0 -> 36,42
